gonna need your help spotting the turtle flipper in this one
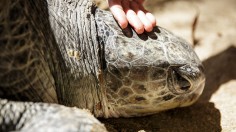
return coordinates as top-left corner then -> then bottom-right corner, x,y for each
0,99 -> 107,132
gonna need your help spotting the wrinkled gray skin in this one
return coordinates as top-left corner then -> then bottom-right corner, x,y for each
0,0 -> 205,131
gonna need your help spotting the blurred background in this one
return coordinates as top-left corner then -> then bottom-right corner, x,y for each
95,0 -> 236,131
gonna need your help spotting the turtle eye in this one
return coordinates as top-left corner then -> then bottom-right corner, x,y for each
171,69 -> 191,94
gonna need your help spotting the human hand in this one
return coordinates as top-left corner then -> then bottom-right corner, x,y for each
108,0 -> 156,34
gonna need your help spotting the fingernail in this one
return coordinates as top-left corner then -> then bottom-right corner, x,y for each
136,28 -> 144,34
119,22 -> 128,29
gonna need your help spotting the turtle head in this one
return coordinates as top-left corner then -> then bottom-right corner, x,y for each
95,8 -> 205,118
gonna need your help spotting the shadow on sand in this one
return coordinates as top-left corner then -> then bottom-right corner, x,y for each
100,46 -> 236,132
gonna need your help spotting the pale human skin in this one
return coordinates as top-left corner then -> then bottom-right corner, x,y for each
108,0 -> 156,34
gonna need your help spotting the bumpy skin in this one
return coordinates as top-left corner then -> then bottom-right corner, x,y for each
95,9 -> 205,117
0,0 -> 205,131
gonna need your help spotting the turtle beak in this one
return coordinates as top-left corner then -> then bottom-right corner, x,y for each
167,64 -> 205,95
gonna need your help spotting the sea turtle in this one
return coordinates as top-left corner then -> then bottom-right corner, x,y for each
0,0 -> 205,131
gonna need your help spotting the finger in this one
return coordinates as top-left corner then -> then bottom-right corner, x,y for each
146,12 -> 156,27
130,1 -> 153,32
108,0 -> 128,29
139,5 -> 157,27
122,0 -> 144,34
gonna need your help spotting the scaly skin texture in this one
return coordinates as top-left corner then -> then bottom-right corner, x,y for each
0,0 -> 205,131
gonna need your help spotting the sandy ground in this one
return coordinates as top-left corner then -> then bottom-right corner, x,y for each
95,0 -> 236,131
